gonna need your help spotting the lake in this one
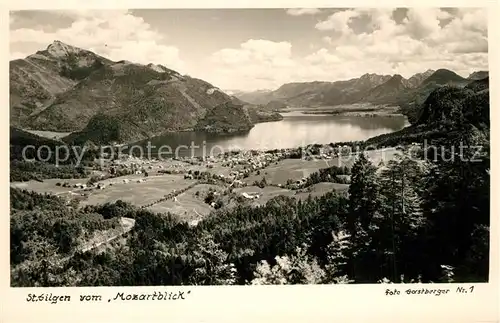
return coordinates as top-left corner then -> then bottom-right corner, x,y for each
135,113 -> 409,158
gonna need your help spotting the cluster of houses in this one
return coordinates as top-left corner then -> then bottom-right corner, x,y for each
318,145 -> 353,158
218,151 -> 285,169
211,173 -> 247,187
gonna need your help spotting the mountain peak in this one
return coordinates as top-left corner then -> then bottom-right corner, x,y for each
405,69 -> 436,88
46,40 -> 83,57
360,73 -> 379,79
421,68 -> 466,86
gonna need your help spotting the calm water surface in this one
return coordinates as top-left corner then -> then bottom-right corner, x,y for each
137,113 -> 408,157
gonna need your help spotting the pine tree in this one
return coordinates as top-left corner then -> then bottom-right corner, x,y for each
421,118 -> 489,282
378,151 -> 426,282
324,230 -> 353,283
346,153 -> 381,282
187,232 -> 237,285
348,153 -> 380,234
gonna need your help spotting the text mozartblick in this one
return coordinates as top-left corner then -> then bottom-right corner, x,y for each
111,290 -> 191,302
25,291 -> 191,304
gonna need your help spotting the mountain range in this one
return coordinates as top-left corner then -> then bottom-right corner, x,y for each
10,41 -> 488,144
10,41 -> 281,144
231,68 -> 488,124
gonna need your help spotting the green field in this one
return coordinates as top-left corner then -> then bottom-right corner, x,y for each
10,178 -> 89,195
146,183 -> 224,222
235,182 -> 349,206
242,159 -> 329,185
243,148 -> 400,186
294,182 -> 349,200
81,174 -> 197,206
10,149 -> 388,217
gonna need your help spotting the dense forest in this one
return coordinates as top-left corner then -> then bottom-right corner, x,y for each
10,85 -> 490,286
9,126 -> 100,182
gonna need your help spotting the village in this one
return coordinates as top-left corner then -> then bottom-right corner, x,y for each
11,143 -> 404,225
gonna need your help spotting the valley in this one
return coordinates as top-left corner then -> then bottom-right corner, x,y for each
9,39 -> 490,287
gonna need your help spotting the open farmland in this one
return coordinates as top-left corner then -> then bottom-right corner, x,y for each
235,185 -> 296,205
10,178 -> 89,195
10,148 -> 397,218
242,159 -> 329,185
243,147 -> 400,186
234,182 -> 349,206
294,182 -> 349,200
146,183 -> 225,223
81,174 -> 197,207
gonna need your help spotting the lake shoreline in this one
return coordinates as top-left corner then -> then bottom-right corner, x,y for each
18,113 -> 409,156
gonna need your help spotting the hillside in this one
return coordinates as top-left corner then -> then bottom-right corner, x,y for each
366,83 -> 489,148
9,126 -> 97,181
419,68 -> 467,87
465,77 -> 489,93
399,69 -> 471,123
193,101 -> 254,133
22,56 -> 235,133
361,74 -> 410,105
245,105 -> 284,123
417,85 -> 489,127
10,126 -> 64,161
468,71 -> 489,80
11,41 -> 282,144
9,41 -> 112,126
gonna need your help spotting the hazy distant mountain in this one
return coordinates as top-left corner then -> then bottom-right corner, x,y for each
361,74 -> 410,105
232,73 -> 393,107
229,89 -> 274,105
467,71 -> 489,80
10,41 -> 273,144
406,69 -> 435,88
341,73 -> 393,94
228,67 -> 482,125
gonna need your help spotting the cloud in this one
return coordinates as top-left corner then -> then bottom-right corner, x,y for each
10,8 -> 489,91
9,10 -> 186,72
208,8 -> 488,91
208,39 -> 297,90
286,8 -> 321,16
403,8 -> 451,40
315,9 -> 360,32
305,48 -> 341,65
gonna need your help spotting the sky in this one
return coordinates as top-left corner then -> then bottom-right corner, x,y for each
9,8 -> 488,91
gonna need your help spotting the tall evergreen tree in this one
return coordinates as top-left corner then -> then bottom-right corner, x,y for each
378,151 -> 426,282
346,153 -> 381,282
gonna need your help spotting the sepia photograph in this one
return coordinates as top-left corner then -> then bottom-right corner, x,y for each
8,7 -> 490,288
